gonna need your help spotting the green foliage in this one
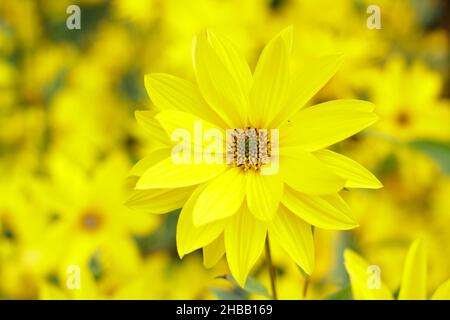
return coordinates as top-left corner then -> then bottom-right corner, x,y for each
375,152 -> 398,176
409,139 -> 450,175
214,275 -> 271,299
325,286 -> 353,300
89,252 -> 103,281
134,210 -> 180,256
209,288 -> 244,300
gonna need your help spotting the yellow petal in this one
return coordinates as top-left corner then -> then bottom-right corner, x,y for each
203,234 -> 225,269
282,186 -> 358,230
177,185 -> 227,258
155,110 -> 225,145
225,203 -> 267,287
39,283 -> 68,300
344,249 -> 393,300
144,73 -> 225,126
269,205 -> 314,274
398,239 -> 427,300
122,210 -> 158,236
193,31 -> 250,128
125,187 -> 194,214
280,147 -> 345,195
281,100 -> 378,151
314,149 -> 383,189
246,171 -> 283,221
129,148 -> 170,177
193,168 -> 245,226
249,34 -> 289,128
135,110 -> 170,145
137,157 -> 226,189
431,278 -> 450,300
155,110 -> 226,160
206,30 -> 252,96
279,26 -> 293,54
270,55 -> 344,127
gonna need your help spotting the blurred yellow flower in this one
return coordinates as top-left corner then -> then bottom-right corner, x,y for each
344,239 -> 450,300
370,57 -> 450,141
0,174 -> 49,299
29,153 -> 158,297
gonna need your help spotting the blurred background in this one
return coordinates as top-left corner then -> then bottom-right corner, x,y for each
0,0 -> 449,299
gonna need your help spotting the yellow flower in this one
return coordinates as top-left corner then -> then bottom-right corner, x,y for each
369,57 -> 450,141
114,253 -> 229,299
0,173 -> 49,299
32,152 -> 157,297
129,27 -> 381,286
344,239 -> 450,300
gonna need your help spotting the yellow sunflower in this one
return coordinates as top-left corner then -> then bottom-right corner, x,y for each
128,27 -> 382,287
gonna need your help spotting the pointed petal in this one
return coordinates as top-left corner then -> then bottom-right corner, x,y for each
206,30 -> 252,95
314,149 -> 383,189
154,110 -> 226,158
125,187 -> 194,214
193,168 -> 245,226
269,205 -> 314,274
136,157 -> 226,189
155,110 -> 225,144
246,171 -> 283,221
344,249 -> 393,300
144,73 -> 225,126
129,148 -> 170,177
282,186 -> 358,230
193,31 -> 250,128
203,234 -> 225,269
279,26 -> 293,54
135,111 -> 170,145
281,100 -> 378,151
431,278 -> 450,300
270,55 -> 344,127
249,34 -> 289,128
280,147 -> 345,195
225,204 -> 267,287
398,240 -> 427,300
177,185 -> 227,257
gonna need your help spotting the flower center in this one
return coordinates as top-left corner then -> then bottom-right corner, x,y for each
226,128 -> 271,171
395,111 -> 411,126
80,210 -> 103,232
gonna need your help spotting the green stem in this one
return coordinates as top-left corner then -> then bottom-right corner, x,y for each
265,237 -> 278,300
303,276 -> 310,299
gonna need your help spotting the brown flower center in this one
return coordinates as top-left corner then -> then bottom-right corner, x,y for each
395,111 -> 411,126
80,210 -> 103,232
226,128 -> 272,171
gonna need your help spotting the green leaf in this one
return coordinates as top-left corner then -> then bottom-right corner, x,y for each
44,69 -> 68,105
375,152 -> 398,176
133,209 -> 180,255
88,252 -> 103,282
209,288 -> 245,300
120,69 -> 147,103
408,140 -> 450,175
217,275 -> 271,298
325,286 -> 353,300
